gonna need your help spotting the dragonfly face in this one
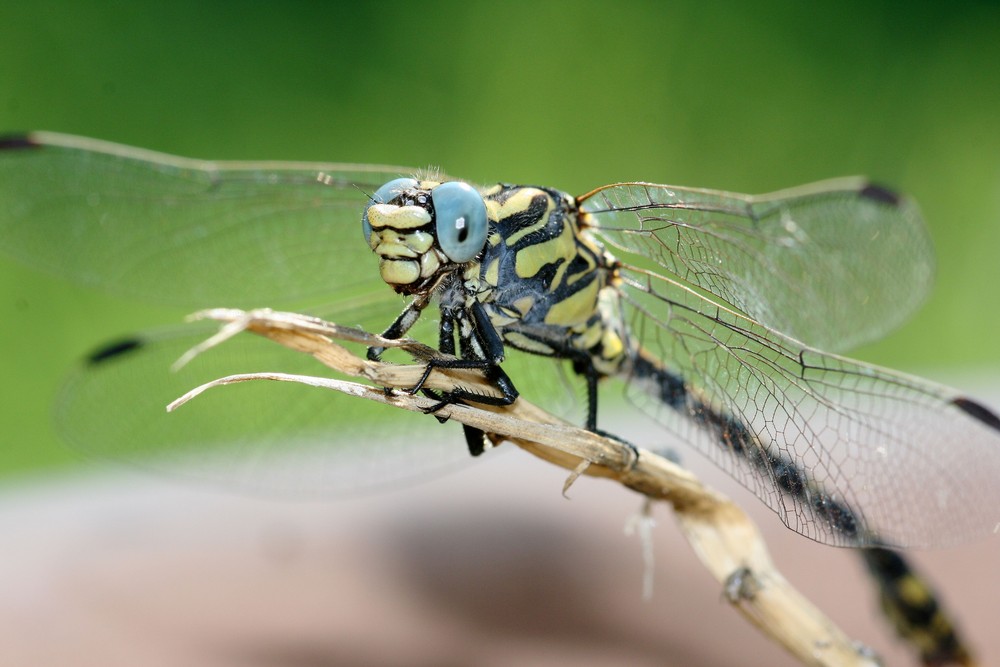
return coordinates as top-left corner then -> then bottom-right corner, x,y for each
363,178 -> 488,295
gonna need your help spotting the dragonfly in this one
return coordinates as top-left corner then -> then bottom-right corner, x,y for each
2,131 -> 999,548
3,131 -> 996,662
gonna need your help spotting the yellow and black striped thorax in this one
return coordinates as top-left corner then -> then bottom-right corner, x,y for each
475,183 -> 626,373
363,179 -> 627,374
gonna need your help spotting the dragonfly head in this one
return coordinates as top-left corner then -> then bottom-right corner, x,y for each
362,178 -> 488,295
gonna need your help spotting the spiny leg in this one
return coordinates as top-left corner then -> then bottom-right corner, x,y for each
414,301 -> 519,410
384,300 -> 517,457
372,294 -> 520,457
437,306 -> 492,457
367,294 -> 432,361
568,353 -> 641,463
570,356 -> 601,432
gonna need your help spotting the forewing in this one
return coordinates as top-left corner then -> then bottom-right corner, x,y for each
0,131 -> 415,309
616,267 -> 1000,547
582,179 -> 934,353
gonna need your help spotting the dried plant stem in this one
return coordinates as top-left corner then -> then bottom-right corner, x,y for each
170,308 -> 881,667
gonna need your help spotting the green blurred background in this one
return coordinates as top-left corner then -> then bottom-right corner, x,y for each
1,0 -> 998,479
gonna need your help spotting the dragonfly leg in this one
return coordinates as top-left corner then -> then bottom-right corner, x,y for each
367,294 -> 432,361
409,301 -> 517,401
412,355 -> 519,409
568,356 -> 601,432
396,301 -> 519,457
571,354 -> 640,464
437,306 -> 491,456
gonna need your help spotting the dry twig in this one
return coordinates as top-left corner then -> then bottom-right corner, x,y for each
169,307 -> 882,667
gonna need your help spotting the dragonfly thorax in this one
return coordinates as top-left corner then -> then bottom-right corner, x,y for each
472,183 -> 629,376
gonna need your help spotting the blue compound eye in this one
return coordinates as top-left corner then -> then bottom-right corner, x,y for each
362,177 -> 419,243
431,181 -> 487,263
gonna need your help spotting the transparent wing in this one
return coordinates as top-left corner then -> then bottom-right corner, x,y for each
0,131 -> 416,309
55,316 -> 483,496
581,179 -> 934,353
0,132 -> 484,492
615,265 -> 1000,548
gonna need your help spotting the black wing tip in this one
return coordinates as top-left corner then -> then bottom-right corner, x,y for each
859,182 -> 902,207
0,133 -> 41,150
951,396 -> 1000,433
86,337 -> 145,365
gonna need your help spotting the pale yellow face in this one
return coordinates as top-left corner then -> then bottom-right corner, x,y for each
363,178 -> 489,295
365,201 -> 444,290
